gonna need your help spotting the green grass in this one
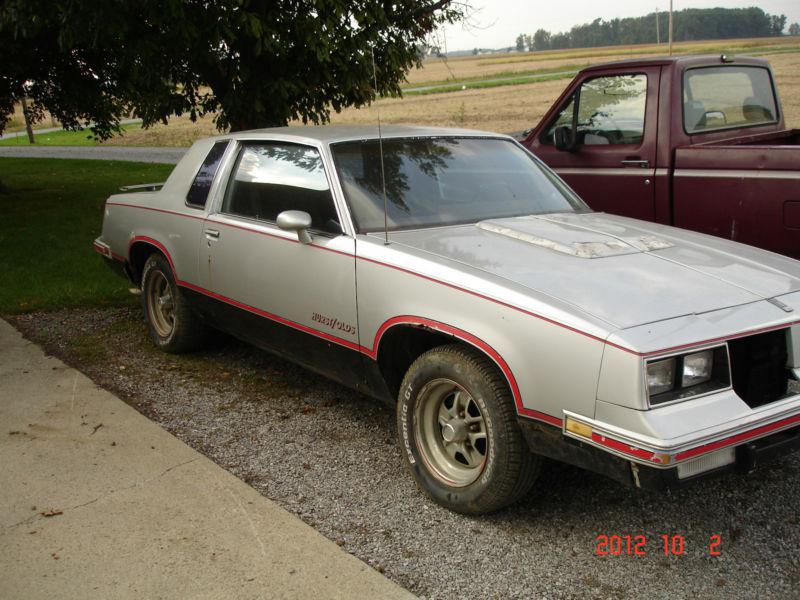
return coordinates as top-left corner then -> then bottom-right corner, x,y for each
0,123 -> 142,146
0,158 -> 175,313
401,63 -> 587,91
404,71 -> 577,96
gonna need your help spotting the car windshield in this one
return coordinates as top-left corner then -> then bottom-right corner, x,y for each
331,137 -> 588,232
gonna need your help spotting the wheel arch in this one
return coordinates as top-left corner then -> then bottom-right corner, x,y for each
372,317 -> 524,414
128,236 -> 175,286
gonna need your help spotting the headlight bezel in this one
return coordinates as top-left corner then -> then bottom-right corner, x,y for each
645,344 -> 732,407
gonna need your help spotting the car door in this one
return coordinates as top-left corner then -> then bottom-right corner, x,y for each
528,68 -> 660,221
197,140 -> 363,388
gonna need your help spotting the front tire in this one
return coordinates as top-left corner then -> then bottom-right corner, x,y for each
141,253 -> 208,353
397,344 -> 541,514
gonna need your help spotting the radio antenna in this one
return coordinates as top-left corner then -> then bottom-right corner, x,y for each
371,46 -> 390,245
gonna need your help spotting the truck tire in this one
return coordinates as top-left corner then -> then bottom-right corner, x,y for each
397,344 -> 541,514
141,253 -> 208,353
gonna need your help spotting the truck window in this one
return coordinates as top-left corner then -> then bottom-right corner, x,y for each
683,66 -> 777,134
543,74 -> 647,146
221,142 -> 342,234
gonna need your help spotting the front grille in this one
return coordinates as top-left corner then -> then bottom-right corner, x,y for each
728,329 -> 790,408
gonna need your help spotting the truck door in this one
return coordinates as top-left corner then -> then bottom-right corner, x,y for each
526,67 -> 660,221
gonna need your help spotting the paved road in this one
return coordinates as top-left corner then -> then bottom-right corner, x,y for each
0,119 -> 143,140
0,319 -> 414,600
0,145 -> 184,164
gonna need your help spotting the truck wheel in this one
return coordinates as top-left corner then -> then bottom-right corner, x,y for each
397,344 -> 541,514
141,253 -> 208,353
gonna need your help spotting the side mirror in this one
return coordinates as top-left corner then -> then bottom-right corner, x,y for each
276,210 -> 313,244
554,126 -> 578,152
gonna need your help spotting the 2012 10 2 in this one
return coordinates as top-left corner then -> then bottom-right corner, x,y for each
595,534 -> 722,556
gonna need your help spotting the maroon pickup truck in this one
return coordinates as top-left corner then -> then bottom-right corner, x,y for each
522,55 -> 800,259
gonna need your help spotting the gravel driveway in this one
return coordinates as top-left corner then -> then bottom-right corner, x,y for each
11,306 -> 800,600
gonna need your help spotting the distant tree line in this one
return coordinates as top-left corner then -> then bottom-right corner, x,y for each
515,7 -> 789,52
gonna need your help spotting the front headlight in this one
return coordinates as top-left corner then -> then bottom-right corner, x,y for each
647,358 -> 676,396
647,345 -> 730,406
681,350 -> 713,387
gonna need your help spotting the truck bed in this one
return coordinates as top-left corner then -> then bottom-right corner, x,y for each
676,130 -> 800,171
673,130 -> 800,258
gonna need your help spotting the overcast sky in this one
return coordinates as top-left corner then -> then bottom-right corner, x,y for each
438,1 -> 800,51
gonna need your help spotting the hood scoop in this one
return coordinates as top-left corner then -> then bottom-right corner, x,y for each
475,217 -> 674,258
476,216 -> 674,259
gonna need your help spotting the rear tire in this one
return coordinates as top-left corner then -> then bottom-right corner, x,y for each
141,253 -> 208,353
397,344 -> 541,514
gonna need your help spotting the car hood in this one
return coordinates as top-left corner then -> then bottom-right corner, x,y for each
382,212 -> 800,329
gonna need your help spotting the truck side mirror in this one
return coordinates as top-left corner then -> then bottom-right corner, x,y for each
554,126 -> 578,152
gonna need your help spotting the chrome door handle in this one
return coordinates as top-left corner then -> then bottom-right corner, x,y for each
620,159 -> 650,168
204,229 -> 220,239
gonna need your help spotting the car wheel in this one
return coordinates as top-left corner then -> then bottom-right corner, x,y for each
141,253 -> 208,353
397,344 -> 541,514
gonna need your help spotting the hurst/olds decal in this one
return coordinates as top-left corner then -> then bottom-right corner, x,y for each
311,312 -> 356,336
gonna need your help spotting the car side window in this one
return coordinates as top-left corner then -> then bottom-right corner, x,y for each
221,142 -> 342,234
543,74 -> 647,146
186,140 -> 230,208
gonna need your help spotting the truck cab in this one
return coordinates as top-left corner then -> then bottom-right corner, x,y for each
523,55 -> 800,259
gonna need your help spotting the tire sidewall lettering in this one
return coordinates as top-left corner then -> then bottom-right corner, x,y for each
398,355 -> 501,508
400,383 -> 416,465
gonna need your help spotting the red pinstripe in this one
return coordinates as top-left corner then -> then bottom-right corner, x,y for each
179,280 -> 362,352
674,413 -> 800,461
118,233 -> 563,425
592,433 -> 668,464
107,201 -> 799,360
103,204 -> 798,434
590,412 -> 800,465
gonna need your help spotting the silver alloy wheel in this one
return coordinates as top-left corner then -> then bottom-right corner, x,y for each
146,271 -> 175,338
413,378 -> 488,487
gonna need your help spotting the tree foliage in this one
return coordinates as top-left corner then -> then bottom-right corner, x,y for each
517,7 -> 787,52
0,0 -> 463,137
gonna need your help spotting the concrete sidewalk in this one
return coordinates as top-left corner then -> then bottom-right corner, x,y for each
0,319 -> 414,600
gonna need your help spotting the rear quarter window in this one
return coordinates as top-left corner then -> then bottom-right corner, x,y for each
186,140 -> 230,208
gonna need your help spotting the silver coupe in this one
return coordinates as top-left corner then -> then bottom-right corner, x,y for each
95,126 -> 800,514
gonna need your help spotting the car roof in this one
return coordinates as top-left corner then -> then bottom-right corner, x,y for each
208,124 -> 509,145
579,54 -> 771,73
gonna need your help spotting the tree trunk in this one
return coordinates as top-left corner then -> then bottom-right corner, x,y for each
21,97 -> 35,144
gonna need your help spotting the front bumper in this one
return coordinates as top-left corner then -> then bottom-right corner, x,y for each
562,392 -> 800,470
521,419 -> 800,490
635,425 -> 800,490
521,391 -> 800,489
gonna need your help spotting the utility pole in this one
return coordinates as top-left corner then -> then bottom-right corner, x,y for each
656,7 -> 660,44
668,0 -> 674,56
21,97 -> 35,144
